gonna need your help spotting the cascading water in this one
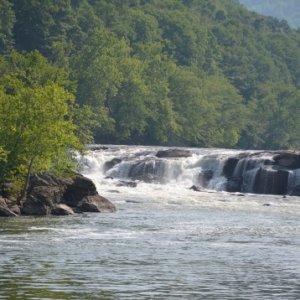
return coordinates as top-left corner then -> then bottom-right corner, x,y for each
77,145 -> 300,196
77,145 -> 241,193
2,145 -> 300,300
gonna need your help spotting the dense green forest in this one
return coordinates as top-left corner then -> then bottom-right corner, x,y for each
239,0 -> 300,29
1,0 -> 300,157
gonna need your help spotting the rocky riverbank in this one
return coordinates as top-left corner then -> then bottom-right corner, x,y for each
0,173 -> 116,217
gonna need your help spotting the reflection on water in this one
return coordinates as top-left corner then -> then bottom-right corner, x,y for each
1,192 -> 300,299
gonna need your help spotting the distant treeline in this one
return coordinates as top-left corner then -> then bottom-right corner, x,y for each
1,0 -> 300,150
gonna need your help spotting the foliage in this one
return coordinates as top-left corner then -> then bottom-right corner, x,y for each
0,51 -> 81,194
0,0 -> 15,54
0,0 -> 299,150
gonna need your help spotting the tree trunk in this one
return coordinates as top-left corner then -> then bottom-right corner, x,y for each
18,157 -> 35,205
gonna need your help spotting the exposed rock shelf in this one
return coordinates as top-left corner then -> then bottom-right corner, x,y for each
0,173 -> 116,217
89,146 -> 300,197
222,151 -> 300,196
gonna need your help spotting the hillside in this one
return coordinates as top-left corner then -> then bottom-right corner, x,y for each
239,0 -> 300,28
0,0 -> 299,150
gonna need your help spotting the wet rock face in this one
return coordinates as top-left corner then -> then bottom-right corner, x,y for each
253,166 -> 290,195
156,149 -> 192,158
222,151 -> 300,196
128,158 -> 165,183
63,175 -> 98,207
19,173 -> 116,216
103,158 -> 122,172
274,153 -> 300,169
198,169 -> 213,188
222,158 -> 239,178
225,177 -> 242,193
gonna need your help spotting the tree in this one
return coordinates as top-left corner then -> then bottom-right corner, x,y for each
0,51 -> 81,199
0,0 -> 15,54
239,82 -> 300,149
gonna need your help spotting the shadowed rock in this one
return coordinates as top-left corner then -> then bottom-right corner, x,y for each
253,166 -> 290,195
189,185 -> 203,192
274,152 -> 300,169
20,173 -> 116,216
223,157 -> 239,178
128,158 -> 165,183
225,177 -> 242,193
156,149 -> 192,158
52,204 -> 74,216
77,195 -> 116,213
103,158 -> 122,172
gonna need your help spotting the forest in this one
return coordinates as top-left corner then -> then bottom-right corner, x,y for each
239,0 -> 300,29
1,0 -> 300,189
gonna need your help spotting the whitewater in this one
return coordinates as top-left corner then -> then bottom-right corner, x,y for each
0,145 -> 300,299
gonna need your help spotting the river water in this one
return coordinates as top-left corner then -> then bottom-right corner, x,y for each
1,145 -> 300,299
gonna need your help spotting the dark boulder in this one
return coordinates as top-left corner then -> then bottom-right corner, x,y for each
63,174 -> 98,207
189,185 -> 203,192
223,157 -> 239,178
52,204 -> 74,216
156,149 -> 192,158
253,166 -> 290,195
22,175 -> 67,215
21,187 -> 55,215
88,145 -> 108,151
225,177 -> 242,193
21,173 -> 116,215
103,158 -> 122,172
273,152 -> 300,169
77,195 -> 116,213
128,158 -> 166,183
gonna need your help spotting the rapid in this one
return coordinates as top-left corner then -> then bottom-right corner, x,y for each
0,145 -> 300,299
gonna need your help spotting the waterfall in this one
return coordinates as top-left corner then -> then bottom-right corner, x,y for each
77,145 -> 300,196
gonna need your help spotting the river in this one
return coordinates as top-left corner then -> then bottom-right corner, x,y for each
1,145 -> 300,299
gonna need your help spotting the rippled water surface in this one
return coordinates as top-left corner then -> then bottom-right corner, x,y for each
1,146 -> 300,299
1,193 -> 300,299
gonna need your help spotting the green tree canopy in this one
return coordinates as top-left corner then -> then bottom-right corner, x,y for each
0,51 -> 81,196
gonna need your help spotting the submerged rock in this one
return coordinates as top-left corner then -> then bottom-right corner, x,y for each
156,149 -> 192,158
116,180 -> 138,187
189,185 -> 203,192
